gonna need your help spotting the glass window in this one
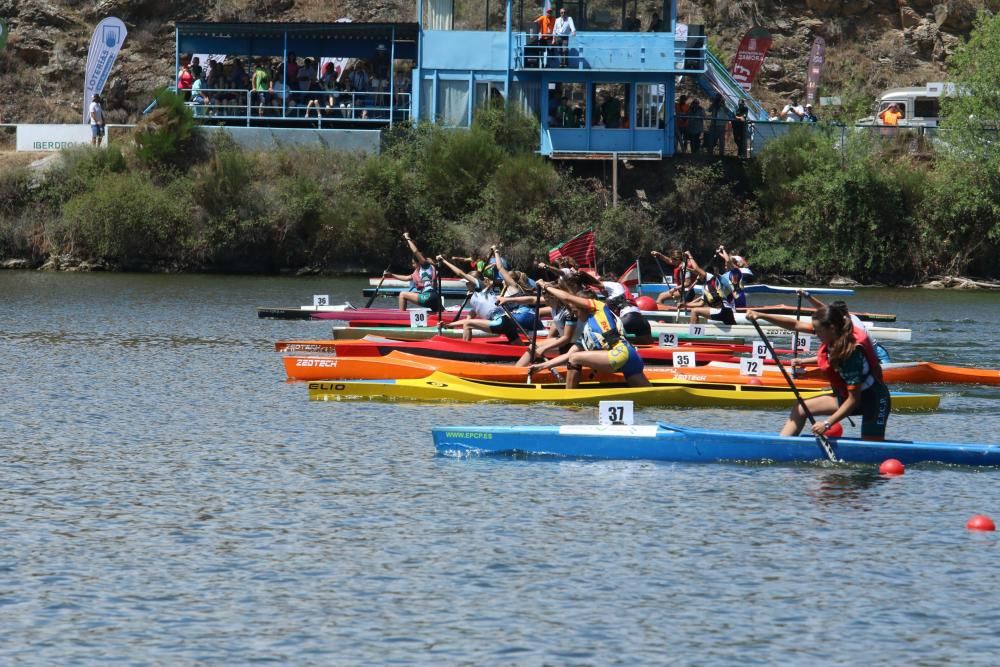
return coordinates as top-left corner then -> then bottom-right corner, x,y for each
475,81 -> 505,110
549,81 -> 586,128
592,82 -> 630,128
511,80 -> 541,120
420,77 -> 433,122
914,98 -> 939,118
635,83 -> 666,129
437,79 -> 470,126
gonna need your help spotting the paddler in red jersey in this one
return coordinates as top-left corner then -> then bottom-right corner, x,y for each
747,301 -> 891,441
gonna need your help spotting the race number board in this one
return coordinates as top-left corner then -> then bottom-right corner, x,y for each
599,400 -> 634,426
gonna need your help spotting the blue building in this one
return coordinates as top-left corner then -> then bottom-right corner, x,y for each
168,1 -> 760,157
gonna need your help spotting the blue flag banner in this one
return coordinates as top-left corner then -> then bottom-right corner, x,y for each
83,17 -> 127,123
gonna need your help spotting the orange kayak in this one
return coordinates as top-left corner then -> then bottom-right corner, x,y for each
283,350 -> 831,388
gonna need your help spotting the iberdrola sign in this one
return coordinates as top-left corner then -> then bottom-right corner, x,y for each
0,19 -> 10,51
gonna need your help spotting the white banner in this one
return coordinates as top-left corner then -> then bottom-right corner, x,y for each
16,124 -> 96,152
83,17 -> 127,123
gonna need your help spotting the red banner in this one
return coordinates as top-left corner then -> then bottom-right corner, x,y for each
805,37 -> 826,105
548,230 -> 596,269
730,26 -> 772,92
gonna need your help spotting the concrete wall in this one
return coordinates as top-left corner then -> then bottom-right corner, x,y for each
202,126 -> 382,153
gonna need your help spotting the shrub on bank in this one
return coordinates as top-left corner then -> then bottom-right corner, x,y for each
61,173 -> 191,267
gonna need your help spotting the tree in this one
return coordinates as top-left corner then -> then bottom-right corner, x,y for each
941,12 -> 1000,159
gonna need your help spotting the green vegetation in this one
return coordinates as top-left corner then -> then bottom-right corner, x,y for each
2,18 -> 1000,281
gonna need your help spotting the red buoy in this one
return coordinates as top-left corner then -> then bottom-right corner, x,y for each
879,458 -> 905,476
825,422 -> 844,438
966,515 -> 996,531
635,296 -> 658,312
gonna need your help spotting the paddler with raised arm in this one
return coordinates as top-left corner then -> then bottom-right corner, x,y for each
747,301 -> 891,440
437,255 -> 520,342
686,247 -> 745,325
528,279 -> 651,388
384,232 -> 442,312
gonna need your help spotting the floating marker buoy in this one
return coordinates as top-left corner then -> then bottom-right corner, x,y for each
747,377 -> 763,386
635,296 -> 658,312
879,458 -> 905,476
966,515 -> 996,531
825,422 -> 843,438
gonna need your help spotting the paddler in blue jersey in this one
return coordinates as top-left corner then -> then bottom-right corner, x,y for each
748,301 -> 891,441
528,279 -> 651,388
384,232 -> 442,312
437,256 -> 520,342
686,247 -> 746,326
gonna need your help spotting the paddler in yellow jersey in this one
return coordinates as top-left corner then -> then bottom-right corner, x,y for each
528,279 -> 651,388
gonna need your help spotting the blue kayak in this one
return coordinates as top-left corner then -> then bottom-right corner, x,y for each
432,423 -> 1000,466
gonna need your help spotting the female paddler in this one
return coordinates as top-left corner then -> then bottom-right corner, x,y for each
436,256 -> 520,342
528,280 -> 651,388
514,280 -> 580,367
383,232 -> 441,312
747,301 -> 891,440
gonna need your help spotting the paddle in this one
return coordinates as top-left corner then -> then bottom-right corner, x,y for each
792,290 -> 803,370
438,289 -> 473,335
749,318 -> 840,463
652,253 -> 669,283
676,260 -> 688,320
526,285 -> 543,384
364,264 -> 393,309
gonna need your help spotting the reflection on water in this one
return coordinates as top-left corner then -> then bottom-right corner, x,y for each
1,272 -> 999,664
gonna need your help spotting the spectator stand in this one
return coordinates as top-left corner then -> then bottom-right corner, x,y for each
158,22 -> 417,130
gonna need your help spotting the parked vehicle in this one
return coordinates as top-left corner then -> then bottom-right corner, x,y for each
856,82 -> 956,128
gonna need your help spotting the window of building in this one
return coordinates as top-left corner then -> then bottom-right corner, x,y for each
549,81 -> 586,128
475,81 -> 506,111
592,82 -> 630,128
635,83 -> 666,129
437,79 -> 470,126
511,80 -> 541,120
420,77 -> 434,122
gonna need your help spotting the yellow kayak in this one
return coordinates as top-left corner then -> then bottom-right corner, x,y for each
306,371 -> 941,409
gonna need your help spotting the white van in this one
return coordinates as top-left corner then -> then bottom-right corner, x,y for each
857,82 -> 956,128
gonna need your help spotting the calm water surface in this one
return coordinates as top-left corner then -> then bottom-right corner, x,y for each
2,272 -> 1000,664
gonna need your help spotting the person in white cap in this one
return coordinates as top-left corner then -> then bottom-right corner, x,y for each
804,103 -> 818,123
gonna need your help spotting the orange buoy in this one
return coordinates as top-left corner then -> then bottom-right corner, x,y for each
966,515 -> 996,531
879,458 -> 905,476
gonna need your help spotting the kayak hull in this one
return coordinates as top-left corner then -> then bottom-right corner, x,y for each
277,337 -> 751,365
648,321 -> 912,342
306,372 -> 940,410
283,351 -> 830,388
432,422 -> 1000,466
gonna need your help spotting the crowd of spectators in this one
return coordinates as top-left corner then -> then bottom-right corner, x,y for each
174,48 -> 412,122
674,93 -> 751,157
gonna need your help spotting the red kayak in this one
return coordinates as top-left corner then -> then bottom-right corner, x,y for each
274,335 -> 786,365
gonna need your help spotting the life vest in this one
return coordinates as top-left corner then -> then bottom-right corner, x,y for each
702,270 -> 741,308
816,324 -> 884,399
410,262 -> 436,292
579,300 -> 626,350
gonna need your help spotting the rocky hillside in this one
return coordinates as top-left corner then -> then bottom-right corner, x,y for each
0,0 -> 989,125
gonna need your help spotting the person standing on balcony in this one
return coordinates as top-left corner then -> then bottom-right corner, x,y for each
732,98 -> 749,158
553,7 -> 576,68
533,7 -> 555,66
647,12 -> 663,31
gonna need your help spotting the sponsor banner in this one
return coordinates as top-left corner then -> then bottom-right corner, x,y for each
805,37 -> 826,105
0,18 -> 9,51
730,26 -> 772,92
16,124 -> 97,152
318,17 -> 354,82
83,17 -> 127,123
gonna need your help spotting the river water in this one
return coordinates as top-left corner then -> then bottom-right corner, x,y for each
2,271 -> 999,664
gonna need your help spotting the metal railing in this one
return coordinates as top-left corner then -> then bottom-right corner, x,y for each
162,87 -> 411,127
512,33 -> 706,72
